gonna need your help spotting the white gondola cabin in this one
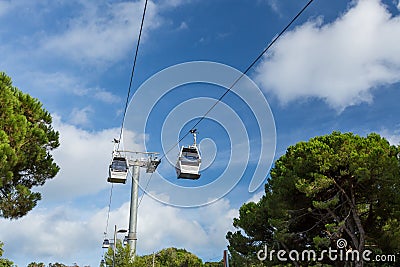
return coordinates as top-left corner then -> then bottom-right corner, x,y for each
107,156 -> 128,184
146,156 -> 161,173
102,238 -> 110,249
175,129 -> 201,179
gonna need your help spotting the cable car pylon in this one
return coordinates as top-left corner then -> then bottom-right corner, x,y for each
106,138 -> 160,261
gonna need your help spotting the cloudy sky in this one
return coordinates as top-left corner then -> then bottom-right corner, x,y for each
1,0 -> 400,265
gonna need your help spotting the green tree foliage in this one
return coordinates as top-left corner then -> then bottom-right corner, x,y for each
0,258 -> 14,267
151,247 -> 203,267
27,262 -> 46,267
226,200 -> 275,266
134,247 -> 203,267
105,240 -> 134,267
0,242 -> 15,267
0,72 -> 59,219
227,132 -> 400,267
48,263 -> 67,267
106,244 -> 206,267
203,261 -> 224,267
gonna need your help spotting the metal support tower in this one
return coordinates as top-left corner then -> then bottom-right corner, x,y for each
125,152 -> 160,261
127,162 -> 140,258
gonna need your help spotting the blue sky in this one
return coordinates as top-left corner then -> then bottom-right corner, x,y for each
1,0 -> 400,266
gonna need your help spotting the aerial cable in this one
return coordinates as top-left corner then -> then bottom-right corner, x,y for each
137,0 -> 316,202
181,0 -> 316,145
117,0 -> 149,150
104,0 -> 148,239
103,183 -> 114,238
137,171 -> 154,208
159,0 -> 316,161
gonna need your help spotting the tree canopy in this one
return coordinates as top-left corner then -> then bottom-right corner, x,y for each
0,72 -> 60,219
227,132 -> 400,267
27,263 -> 46,267
105,244 -> 218,267
104,240 -> 134,267
0,242 -> 15,267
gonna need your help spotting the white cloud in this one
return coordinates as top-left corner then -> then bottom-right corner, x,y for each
158,0 -> 191,8
72,85 -> 121,104
0,149 -> 267,266
380,128 -> 400,145
0,192 -> 241,266
1,206 -> 101,259
0,204 -> 113,266
246,190 -> 264,203
255,0 -> 400,111
0,0 -> 190,70
0,1 -> 13,17
38,116 -> 144,202
135,194 -> 239,260
178,21 -> 189,30
266,0 -> 280,15
17,71 -> 82,95
93,88 -> 121,104
68,106 -> 94,126
12,71 -> 121,106
137,196 -> 208,251
42,0 -> 161,66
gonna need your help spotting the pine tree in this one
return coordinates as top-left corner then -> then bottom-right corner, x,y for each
0,72 -> 60,219
227,132 -> 400,267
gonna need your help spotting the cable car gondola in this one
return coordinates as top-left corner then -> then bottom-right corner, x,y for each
175,129 -> 201,180
102,238 -> 110,249
146,156 -> 161,173
107,155 -> 129,184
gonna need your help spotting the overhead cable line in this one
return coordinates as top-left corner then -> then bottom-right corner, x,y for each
160,0 -> 316,161
117,0 -> 149,150
103,183 -> 114,238
138,171 -> 154,208
182,0 -> 316,144
118,0 -> 315,210
137,0 -> 316,202
104,0 -> 149,237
